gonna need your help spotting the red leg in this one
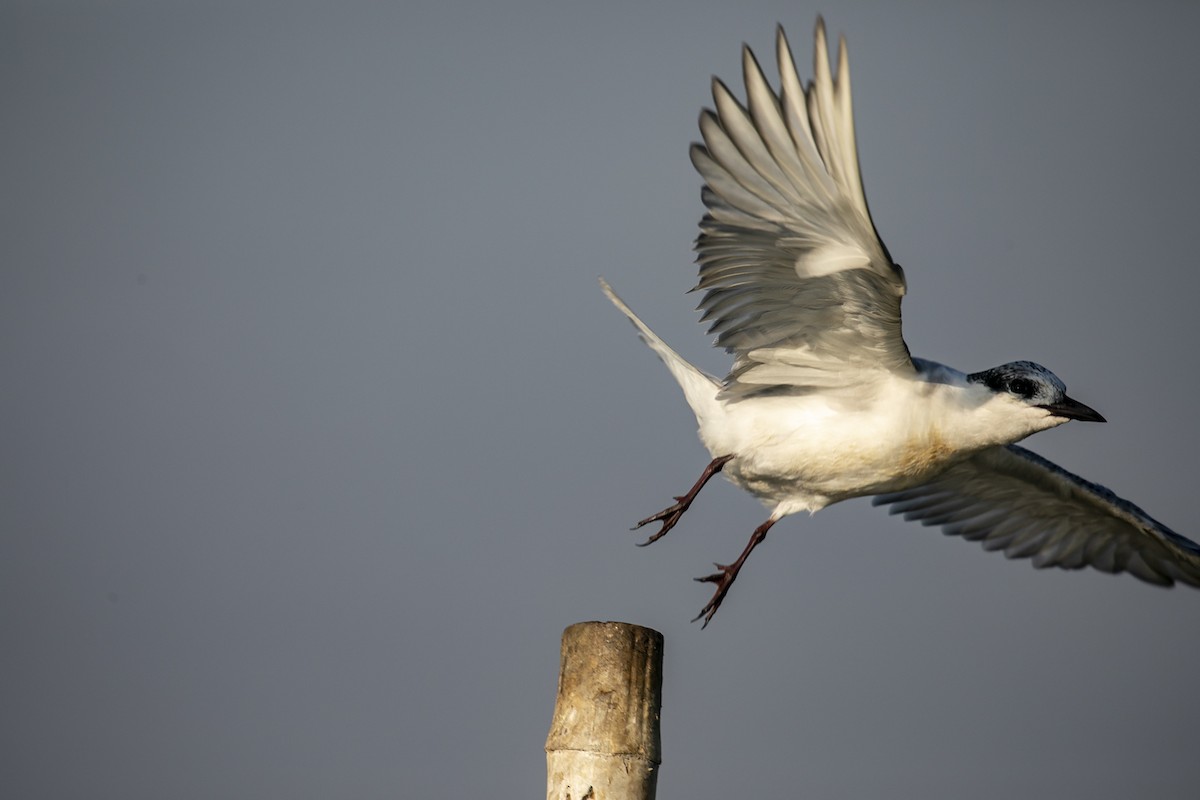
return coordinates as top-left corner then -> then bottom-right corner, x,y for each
632,454 -> 735,546
693,516 -> 777,628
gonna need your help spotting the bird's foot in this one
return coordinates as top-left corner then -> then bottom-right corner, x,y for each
689,516 -> 776,628
632,497 -> 690,546
630,454 -> 734,546
692,562 -> 740,628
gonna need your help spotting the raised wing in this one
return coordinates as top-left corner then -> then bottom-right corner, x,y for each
692,20 -> 912,398
873,445 -> 1200,588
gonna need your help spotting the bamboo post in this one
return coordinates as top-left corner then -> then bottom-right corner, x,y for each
545,621 -> 664,800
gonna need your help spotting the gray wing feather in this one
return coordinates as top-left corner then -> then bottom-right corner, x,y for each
693,20 -> 912,398
873,445 -> 1200,588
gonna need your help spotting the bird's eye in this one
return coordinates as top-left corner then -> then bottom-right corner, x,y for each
1009,378 -> 1034,397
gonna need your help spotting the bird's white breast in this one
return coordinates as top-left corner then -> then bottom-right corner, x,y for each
699,372 -> 988,512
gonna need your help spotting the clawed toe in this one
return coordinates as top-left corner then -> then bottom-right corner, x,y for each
692,563 -> 736,628
632,498 -> 687,546
628,455 -> 734,547
690,517 -> 776,628
623,456 -> 779,628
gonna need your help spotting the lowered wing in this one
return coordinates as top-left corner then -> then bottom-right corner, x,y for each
873,444 -> 1200,587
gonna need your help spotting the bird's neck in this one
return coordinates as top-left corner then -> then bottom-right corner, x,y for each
908,370 -> 1060,454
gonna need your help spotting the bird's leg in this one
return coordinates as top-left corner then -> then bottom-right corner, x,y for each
693,516 -> 777,628
632,454 -> 735,546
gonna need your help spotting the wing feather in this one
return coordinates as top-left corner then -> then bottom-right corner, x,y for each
692,19 -> 911,398
873,445 -> 1200,588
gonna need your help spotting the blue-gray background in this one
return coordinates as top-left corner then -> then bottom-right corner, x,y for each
5,2 -> 1198,797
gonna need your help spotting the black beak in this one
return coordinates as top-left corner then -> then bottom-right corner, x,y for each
1039,395 -> 1106,423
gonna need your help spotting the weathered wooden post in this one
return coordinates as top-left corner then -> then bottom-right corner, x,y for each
545,621 -> 664,800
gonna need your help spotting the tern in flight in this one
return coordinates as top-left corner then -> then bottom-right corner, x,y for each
601,19 -> 1200,626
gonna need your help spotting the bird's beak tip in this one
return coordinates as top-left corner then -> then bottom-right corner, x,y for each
1040,396 -> 1106,423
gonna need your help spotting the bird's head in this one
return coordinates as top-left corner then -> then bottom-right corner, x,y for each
967,360 -> 1106,436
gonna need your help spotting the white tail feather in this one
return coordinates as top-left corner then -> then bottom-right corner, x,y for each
599,278 -> 722,428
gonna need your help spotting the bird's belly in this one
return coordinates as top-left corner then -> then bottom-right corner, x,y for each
710,401 -> 963,506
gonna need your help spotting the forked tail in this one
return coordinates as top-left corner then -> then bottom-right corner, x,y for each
600,278 -> 722,428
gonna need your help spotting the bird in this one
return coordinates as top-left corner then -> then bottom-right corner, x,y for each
601,18 -> 1200,627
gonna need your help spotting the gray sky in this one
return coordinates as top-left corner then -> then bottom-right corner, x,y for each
4,1 -> 1199,798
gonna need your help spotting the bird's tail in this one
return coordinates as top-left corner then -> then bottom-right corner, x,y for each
600,278 -> 722,428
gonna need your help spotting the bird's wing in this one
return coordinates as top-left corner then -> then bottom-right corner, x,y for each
872,444 -> 1200,587
693,19 -> 912,399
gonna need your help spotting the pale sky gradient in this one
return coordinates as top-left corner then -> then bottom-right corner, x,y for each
4,2 -> 1199,798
